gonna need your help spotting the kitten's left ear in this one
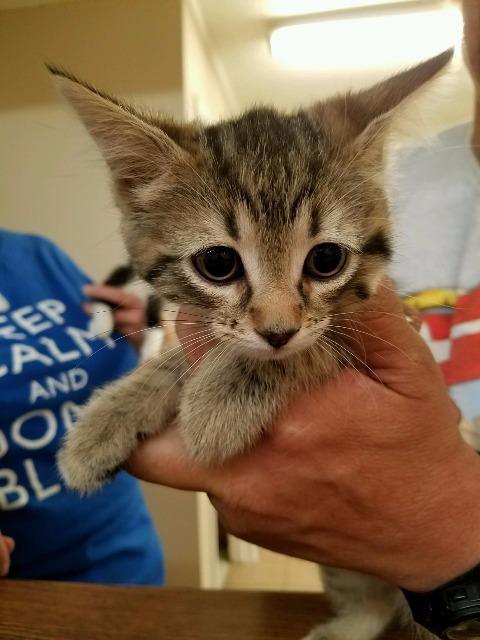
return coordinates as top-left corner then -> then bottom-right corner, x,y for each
309,48 -> 454,152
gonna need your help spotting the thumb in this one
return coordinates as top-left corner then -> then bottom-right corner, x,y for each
4,536 -> 14,553
126,426 -> 217,492
348,279 -> 439,394
175,306 -> 218,366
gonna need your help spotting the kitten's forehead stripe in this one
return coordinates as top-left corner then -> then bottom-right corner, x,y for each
224,210 -> 239,240
291,185 -> 314,214
203,108 -> 329,227
203,125 -> 259,219
362,230 -> 392,259
309,209 -> 320,238
290,183 -> 321,238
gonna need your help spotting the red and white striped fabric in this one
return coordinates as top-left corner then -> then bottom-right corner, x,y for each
417,286 -> 480,448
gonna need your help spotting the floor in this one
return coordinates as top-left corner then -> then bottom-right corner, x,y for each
224,547 -> 324,593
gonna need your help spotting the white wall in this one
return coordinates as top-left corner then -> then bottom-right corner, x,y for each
182,0 -> 234,121
0,0 -> 184,282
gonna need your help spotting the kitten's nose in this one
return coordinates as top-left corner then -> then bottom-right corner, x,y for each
256,329 -> 299,349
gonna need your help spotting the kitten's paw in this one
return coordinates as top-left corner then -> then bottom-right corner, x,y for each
57,414 -> 137,494
57,432 -> 121,494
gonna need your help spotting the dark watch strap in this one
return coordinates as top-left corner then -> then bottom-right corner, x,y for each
403,565 -> 480,636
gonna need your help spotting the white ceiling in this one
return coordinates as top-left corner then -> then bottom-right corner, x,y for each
0,0 -> 421,11
2,0 -> 471,127
199,0 -> 471,120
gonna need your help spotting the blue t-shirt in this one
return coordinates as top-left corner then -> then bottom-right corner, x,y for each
0,230 -> 164,584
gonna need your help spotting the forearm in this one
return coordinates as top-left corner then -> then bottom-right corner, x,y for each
397,446 -> 480,592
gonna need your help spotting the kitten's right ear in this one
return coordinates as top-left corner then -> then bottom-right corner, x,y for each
310,49 -> 453,150
48,66 -> 194,193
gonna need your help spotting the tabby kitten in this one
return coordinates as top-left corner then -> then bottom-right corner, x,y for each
52,50 -> 452,640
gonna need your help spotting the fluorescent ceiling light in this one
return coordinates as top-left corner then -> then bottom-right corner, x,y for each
270,6 -> 463,69
266,0 -> 419,18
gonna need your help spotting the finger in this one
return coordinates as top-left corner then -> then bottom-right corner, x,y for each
115,324 -> 145,338
3,536 -> 14,553
176,306 -> 217,365
350,278 -> 434,374
115,325 -> 146,349
356,278 -> 408,330
83,284 -> 144,310
113,308 -> 146,327
0,535 -> 13,577
403,304 -> 422,332
175,306 -> 210,342
337,278 -> 445,400
126,426 -> 217,492
0,555 -> 8,577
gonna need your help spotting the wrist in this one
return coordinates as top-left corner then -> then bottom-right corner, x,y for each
399,447 -> 480,592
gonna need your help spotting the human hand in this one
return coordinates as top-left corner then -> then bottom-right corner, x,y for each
83,284 -> 147,350
462,1 -> 480,162
0,532 -> 15,577
128,282 -> 480,592
463,0 -> 480,90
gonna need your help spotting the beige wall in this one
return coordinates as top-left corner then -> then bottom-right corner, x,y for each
141,482 -> 204,587
0,0 -> 184,281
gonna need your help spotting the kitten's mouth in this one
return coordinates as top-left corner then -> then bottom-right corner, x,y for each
250,347 -> 298,361
237,332 -> 320,361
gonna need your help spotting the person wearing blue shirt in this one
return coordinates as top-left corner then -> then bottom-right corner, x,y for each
0,228 -> 164,584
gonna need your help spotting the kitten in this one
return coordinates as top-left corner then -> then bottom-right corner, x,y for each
51,50 -> 452,640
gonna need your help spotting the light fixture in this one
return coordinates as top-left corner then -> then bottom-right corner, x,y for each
270,5 -> 463,70
266,0 -> 420,18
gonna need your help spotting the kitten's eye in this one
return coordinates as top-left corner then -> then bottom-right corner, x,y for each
303,243 -> 347,279
193,246 -> 244,284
